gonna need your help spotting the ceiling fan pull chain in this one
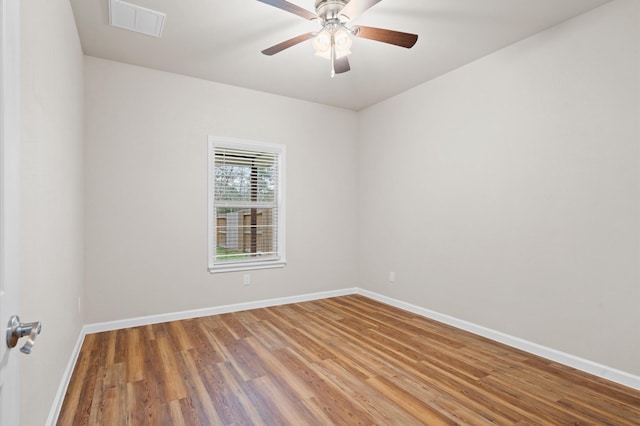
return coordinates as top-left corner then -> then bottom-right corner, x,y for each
330,33 -> 336,78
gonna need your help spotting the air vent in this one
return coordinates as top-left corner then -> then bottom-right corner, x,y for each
108,0 -> 166,38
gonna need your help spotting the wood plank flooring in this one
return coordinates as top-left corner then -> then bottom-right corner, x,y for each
58,295 -> 640,425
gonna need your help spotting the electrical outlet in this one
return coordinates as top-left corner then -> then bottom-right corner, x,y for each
243,274 -> 251,286
389,272 -> 396,283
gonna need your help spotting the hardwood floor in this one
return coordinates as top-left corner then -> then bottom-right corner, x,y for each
58,295 -> 640,425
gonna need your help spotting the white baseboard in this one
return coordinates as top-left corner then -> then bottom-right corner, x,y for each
45,329 -> 86,426
357,288 -> 640,391
47,286 -> 639,424
83,288 -> 357,334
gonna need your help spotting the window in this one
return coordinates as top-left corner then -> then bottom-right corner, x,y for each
208,137 -> 286,273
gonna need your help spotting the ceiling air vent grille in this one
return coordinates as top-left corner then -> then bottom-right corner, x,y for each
108,0 -> 166,38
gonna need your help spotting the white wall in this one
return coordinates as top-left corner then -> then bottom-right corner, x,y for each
83,57 -> 359,323
358,0 -> 639,375
20,0 -> 85,425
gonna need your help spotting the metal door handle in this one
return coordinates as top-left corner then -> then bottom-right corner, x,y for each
6,315 -> 42,354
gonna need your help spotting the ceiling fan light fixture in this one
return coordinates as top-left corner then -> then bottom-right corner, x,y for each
334,28 -> 352,58
313,29 -> 332,58
313,27 -> 352,60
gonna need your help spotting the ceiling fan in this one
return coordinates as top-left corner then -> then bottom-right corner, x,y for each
257,0 -> 418,77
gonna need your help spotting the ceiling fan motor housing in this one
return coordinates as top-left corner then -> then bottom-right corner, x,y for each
315,0 -> 349,21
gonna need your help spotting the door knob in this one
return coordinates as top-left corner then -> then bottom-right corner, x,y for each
6,315 -> 42,354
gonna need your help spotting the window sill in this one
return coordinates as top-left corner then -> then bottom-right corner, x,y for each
209,260 -> 286,274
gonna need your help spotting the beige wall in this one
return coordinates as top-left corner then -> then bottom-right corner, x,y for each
20,0 -> 85,424
358,0 -> 639,375
83,57 -> 359,323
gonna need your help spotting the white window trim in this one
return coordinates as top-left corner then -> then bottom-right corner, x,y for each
208,136 -> 286,273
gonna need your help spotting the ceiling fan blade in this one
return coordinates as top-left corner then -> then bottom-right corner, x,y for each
256,0 -> 318,21
261,32 -> 315,56
339,0 -> 382,21
334,56 -> 351,74
353,25 -> 418,48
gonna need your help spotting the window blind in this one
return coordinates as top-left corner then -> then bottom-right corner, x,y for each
212,145 -> 280,264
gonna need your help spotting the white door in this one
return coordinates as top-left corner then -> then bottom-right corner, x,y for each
0,0 -> 21,424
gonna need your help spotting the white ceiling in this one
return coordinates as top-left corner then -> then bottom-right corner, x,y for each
70,0 -> 611,110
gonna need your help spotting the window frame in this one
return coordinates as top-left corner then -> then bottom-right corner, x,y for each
208,136 -> 286,273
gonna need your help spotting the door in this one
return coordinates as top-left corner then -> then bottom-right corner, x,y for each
0,0 -> 21,424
